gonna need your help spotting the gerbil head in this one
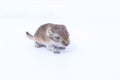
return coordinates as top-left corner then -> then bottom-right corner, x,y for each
46,24 -> 70,46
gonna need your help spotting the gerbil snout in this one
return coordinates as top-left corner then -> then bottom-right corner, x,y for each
62,40 -> 69,46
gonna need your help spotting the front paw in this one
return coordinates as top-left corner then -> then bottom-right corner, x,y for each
53,45 -> 65,50
54,51 -> 60,54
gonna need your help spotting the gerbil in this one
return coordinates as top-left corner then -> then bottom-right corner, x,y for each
26,23 -> 70,54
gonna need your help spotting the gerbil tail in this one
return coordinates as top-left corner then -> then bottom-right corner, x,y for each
26,32 -> 34,40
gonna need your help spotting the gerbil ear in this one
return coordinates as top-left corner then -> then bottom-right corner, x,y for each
46,27 -> 53,37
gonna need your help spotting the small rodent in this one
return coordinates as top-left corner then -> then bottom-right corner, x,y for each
26,23 -> 70,54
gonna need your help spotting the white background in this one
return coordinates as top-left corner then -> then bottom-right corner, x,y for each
0,0 -> 120,80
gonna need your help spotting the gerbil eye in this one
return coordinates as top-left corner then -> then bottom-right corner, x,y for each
55,36 -> 60,39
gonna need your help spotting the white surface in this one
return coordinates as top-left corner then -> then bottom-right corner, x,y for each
0,0 -> 120,80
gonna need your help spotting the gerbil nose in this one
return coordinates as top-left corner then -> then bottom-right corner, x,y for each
63,41 -> 69,46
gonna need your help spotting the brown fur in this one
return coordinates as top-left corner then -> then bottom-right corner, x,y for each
26,23 -> 70,53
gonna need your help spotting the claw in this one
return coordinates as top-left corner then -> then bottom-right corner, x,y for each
58,47 -> 65,49
54,51 -> 60,54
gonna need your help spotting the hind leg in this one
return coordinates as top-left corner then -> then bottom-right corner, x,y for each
34,42 -> 46,48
